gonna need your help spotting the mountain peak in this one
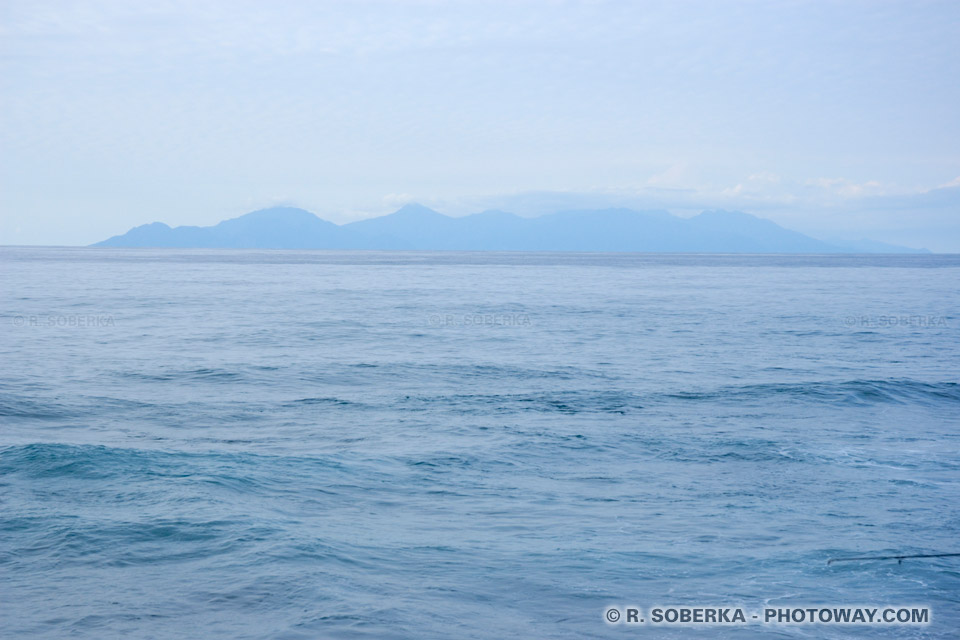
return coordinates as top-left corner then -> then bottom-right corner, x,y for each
228,206 -> 318,223
391,203 -> 444,218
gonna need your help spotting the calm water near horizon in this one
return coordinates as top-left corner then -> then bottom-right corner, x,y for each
1,248 -> 959,638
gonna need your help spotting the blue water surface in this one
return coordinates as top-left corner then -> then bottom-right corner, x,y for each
1,248 -> 958,638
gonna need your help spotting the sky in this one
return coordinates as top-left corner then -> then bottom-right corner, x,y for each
1,0 -> 959,250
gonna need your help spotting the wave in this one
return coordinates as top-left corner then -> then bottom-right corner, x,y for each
661,379 -> 960,407
117,367 -> 244,383
0,443 -> 352,482
0,396 -> 74,420
397,390 -> 642,415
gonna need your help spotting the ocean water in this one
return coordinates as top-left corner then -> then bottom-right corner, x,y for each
1,247 -> 958,639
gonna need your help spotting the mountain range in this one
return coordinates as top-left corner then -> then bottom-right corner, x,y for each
93,204 -> 927,253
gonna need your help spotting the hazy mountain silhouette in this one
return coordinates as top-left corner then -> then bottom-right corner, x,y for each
93,204 -> 928,252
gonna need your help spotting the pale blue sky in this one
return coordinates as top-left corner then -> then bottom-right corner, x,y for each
2,0 -> 959,250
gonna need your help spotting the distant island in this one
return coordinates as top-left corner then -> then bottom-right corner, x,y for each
93,204 -> 927,253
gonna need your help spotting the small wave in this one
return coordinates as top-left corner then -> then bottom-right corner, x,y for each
0,443 -> 361,482
4,515 -> 263,568
287,397 -> 360,407
663,379 -> 960,407
398,390 -> 641,415
116,367 -> 244,383
654,438 -> 809,464
0,396 -> 73,420
0,443 -> 170,480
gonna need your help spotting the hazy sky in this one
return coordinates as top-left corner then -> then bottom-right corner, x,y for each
2,0 -> 959,250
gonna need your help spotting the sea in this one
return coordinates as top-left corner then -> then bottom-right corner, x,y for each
1,247 -> 958,639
